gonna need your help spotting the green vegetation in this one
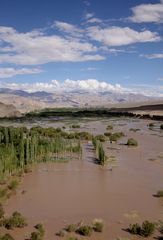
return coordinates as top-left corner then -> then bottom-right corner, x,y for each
104,132 -> 112,137
156,190 -> 163,197
71,124 -> 80,128
141,221 -> 155,237
92,219 -> 104,232
92,138 -> 107,166
57,219 -> 105,238
56,230 -> 65,237
66,224 -> 77,232
129,128 -> 140,132
129,223 -> 141,235
129,221 -> 155,237
127,138 -> 138,146
94,135 -> 106,142
30,224 -> 45,240
109,132 -> 124,143
0,234 -> 15,240
0,126 -> 82,179
106,124 -> 113,130
160,124 -> 163,130
1,211 -> 27,229
149,123 -> 154,128
7,180 -> 19,191
66,237 -> 78,240
77,225 -> 92,236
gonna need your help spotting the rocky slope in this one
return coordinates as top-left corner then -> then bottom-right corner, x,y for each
0,102 -> 21,118
0,88 -> 156,113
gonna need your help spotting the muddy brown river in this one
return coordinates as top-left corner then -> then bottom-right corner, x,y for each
3,118 -> 163,239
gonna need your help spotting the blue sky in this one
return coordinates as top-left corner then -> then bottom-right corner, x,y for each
0,0 -> 163,96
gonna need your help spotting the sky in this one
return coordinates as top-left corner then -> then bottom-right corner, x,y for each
0,0 -> 163,96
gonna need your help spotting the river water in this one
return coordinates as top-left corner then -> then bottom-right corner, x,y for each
3,118 -> 163,240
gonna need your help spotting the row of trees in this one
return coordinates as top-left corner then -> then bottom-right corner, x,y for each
0,126 -> 82,177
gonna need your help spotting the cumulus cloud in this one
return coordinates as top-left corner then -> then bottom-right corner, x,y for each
63,79 -> 123,92
0,67 -> 43,78
129,1 -> 163,23
0,20 -> 161,66
1,79 -> 163,97
0,79 -> 125,93
87,26 -> 160,46
141,53 -> 163,59
0,26 -> 104,65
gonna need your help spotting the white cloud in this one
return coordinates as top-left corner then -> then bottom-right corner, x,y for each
0,26 -> 104,65
87,18 -> 102,24
54,21 -> 83,37
1,79 -> 163,97
129,1 -> 163,23
2,82 -> 56,92
141,53 -> 163,59
127,84 -> 163,97
0,67 -> 43,78
63,79 -> 124,92
87,26 -> 160,46
85,13 -> 94,20
80,67 -> 98,71
84,12 -> 103,24
83,0 -> 90,7
0,79 -> 125,93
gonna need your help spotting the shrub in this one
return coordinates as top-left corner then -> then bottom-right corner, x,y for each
56,230 -> 65,237
149,123 -> 154,128
140,221 -> 155,237
66,224 -> 77,232
104,132 -> 112,137
3,211 -> 27,229
95,135 -> 106,142
77,225 -> 92,236
30,232 -> 42,240
97,143 -> 107,166
160,124 -> 163,130
0,188 -> 8,198
129,221 -> 155,237
106,125 -> 113,130
129,128 -> 140,132
156,190 -> 163,197
129,223 -> 141,235
8,180 -> 19,191
159,225 -> 163,234
92,219 -> 104,232
110,132 -> 124,143
127,138 -> 138,146
35,224 -> 45,238
71,124 -> 80,128
0,234 -> 15,240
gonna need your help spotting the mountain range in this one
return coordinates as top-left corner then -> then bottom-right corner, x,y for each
0,88 -> 162,117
